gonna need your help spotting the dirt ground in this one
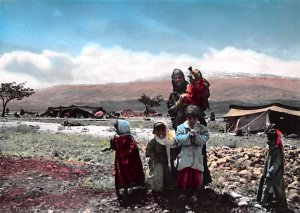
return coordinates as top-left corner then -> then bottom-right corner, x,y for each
0,120 -> 299,213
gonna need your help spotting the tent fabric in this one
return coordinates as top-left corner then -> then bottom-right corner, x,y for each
226,111 -> 269,133
41,105 -> 106,118
224,103 -> 300,135
224,105 -> 300,117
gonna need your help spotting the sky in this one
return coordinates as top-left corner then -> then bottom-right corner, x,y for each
0,0 -> 300,88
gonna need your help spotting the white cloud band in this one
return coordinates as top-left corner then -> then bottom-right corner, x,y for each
0,45 -> 299,88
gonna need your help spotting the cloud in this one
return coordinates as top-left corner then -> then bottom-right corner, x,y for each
200,47 -> 300,78
0,45 -> 299,88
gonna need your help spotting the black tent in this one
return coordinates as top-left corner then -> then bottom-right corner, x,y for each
41,105 -> 106,118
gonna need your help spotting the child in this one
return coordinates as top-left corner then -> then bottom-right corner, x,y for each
175,105 -> 209,190
257,128 -> 289,211
176,67 -> 210,112
110,119 -> 145,197
146,121 -> 179,192
178,67 -> 212,186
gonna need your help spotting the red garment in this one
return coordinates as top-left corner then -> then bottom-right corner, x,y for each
183,79 -> 206,108
176,168 -> 203,189
275,129 -> 283,150
113,135 -> 145,188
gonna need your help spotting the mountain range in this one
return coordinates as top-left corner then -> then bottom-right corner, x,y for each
7,73 -> 300,115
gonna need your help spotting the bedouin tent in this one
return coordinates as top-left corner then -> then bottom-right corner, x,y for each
41,105 -> 106,118
223,103 -> 300,135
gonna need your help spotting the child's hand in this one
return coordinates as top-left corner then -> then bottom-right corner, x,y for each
189,129 -> 196,137
179,94 -> 186,101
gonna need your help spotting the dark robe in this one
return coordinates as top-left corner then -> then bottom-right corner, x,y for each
146,139 -> 178,191
257,147 -> 287,208
111,135 -> 145,189
167,79 -> 211,186
167,81 -> 189,130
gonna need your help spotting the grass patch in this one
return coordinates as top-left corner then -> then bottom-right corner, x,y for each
0,125 -> 112,165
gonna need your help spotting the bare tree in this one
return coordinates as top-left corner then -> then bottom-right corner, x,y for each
138,93 -> 163,116
0,82 -> 35,117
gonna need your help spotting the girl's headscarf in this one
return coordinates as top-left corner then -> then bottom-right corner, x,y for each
153,121 -> 177,169
275,129 -> 283,150
115,119 -> 131,136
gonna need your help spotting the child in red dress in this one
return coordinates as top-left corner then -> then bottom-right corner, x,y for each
110,119 -> 145,198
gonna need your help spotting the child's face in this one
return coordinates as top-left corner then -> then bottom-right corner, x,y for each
267,130 -> 277,147
155,126 -> 166,139
188,76 -> 196,83
188,116 -> 198,127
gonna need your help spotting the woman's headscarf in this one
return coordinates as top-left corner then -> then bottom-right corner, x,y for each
171,68 -> 188,94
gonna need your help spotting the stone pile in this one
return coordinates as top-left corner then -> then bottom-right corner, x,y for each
207,145 -> 300,204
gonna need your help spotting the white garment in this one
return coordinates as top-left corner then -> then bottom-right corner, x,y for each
153,121 -> 178,169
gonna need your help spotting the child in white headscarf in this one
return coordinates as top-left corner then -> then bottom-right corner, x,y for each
146,121 -> 179,192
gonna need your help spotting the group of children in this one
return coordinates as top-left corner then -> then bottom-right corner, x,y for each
109,67 -> 290,211
110,105 -> 209,197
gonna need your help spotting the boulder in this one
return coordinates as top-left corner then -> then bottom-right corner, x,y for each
253,168 -> 262,176
287,181 -> 299,190
239,178 -> 247,183
217,158 -> 227,165
288,189 -> 299,202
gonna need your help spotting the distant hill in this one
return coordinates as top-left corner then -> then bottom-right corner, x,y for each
6,76 -> 300,116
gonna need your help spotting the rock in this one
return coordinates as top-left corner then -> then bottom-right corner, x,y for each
230,191 -> 242,198
254,152 -> 263,158
243,160 -> 252,168
237,200 -> 248,206
217,151 -> 226,158
235,158 -> 245,167
224,163 -> 231,168
289,190 -> 299,202
217,158 -> 227,165
253,168 -> 262,176
254,204 -> 264,209
239,178 -> 247,183
287,181 -> 298,190
209,162 -> 218,169
238,170 -> 252,179
163,210 -> 170,213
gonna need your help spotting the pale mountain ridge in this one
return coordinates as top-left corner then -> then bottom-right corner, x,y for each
6,75 -> 300,115
136,71 -> 298,82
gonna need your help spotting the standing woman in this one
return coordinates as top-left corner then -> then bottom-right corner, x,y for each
175,105 -> 209,190
110,119 -> 145,198
167,68 -> 189,130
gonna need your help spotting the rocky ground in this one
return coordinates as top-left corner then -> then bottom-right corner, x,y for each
0,121 -> 299,213
206,146 -> 300,208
